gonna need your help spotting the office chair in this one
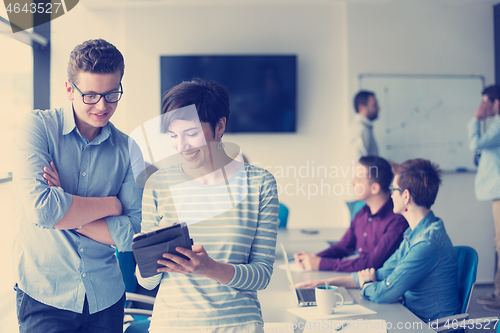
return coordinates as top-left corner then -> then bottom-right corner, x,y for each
278,203 -> 289,229
455,246 -> 478,315
346,200 -> 365,221
124,310 -> 153,333
433,246 -> 478,333
116,251 -> 157,332
117,251 -> 137,295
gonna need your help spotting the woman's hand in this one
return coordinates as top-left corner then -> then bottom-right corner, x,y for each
158,245 -> 214,275
43,162 -> 60,187
157,245 -> 235,284
357,268 -> 376,287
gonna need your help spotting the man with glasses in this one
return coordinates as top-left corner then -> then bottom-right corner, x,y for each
13,39 -> 143,333
294,156 -> 407,272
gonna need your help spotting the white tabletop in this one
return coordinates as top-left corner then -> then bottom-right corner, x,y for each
274,228 -> 347,259
259,229 -> 436,332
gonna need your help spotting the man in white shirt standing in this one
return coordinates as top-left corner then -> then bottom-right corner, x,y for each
346,91 -> 380,218
349,90 -> 380,163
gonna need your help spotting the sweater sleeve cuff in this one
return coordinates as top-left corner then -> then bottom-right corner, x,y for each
225,264 -> 240,287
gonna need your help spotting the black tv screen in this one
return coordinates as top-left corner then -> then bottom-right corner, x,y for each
160,55 -> 297,133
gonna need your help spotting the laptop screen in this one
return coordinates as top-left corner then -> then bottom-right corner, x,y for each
280,242 -> 300,304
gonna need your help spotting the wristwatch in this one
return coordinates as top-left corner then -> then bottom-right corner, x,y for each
361,280 -> 373,288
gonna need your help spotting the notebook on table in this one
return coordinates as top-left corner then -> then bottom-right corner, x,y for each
280,243 -> 354,306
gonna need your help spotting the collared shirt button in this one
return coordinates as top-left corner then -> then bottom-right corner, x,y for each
82,172 -> 87,177
368,217 -> 373,222
79,248 -> 84,252
363,232 -> 368,237
386,281 -> 390,286
358,248 -> 363,252
82,273 -> 87,277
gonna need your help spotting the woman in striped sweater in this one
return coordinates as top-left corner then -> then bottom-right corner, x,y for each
137,79 -> 279,333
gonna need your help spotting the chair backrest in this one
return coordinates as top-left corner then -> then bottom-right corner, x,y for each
278,203 -> 289,229
118,250 -> 157,333
116,250 -> 138,293
125,320 -> 150,333
454,246 -> 478,314
346,200 -> 365,220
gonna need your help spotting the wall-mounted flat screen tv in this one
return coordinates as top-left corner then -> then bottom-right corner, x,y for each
160,55 -> 297,133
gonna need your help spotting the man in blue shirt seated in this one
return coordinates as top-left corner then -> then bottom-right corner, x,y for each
13,39 -> 143,333
296,158 -> 460,322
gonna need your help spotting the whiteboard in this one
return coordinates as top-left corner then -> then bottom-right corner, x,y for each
359,74 -> 484,171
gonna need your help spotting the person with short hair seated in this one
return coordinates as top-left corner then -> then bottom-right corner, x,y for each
296,158 -> 460,322
294,156 -> 408,272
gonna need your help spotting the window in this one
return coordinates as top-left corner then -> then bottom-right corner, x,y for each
0,34 -> 33,178
0,13 -> 49,329
0,10 -> 48,179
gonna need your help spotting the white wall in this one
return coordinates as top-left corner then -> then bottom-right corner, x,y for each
50,0 -> 497,282
125,3 -> 351,229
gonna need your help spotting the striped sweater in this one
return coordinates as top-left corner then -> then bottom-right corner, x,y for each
137,163 -> 279,330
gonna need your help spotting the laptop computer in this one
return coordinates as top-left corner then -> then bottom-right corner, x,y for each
280,242 -> 354,306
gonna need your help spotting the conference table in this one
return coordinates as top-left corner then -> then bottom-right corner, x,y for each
259,228 -> 437,332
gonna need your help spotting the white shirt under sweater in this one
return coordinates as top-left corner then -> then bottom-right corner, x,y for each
137,163 -> 279,330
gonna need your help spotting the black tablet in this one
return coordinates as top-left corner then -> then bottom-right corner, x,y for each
132,222 -> 193,278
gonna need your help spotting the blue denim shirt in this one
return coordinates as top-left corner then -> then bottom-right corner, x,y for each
13,105 -> 143,314
468,116 -> 500,201
353,211 -> 460,321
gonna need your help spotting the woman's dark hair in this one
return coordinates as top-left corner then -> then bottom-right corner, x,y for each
392,158 -> 442,209
161,79 -> 231,138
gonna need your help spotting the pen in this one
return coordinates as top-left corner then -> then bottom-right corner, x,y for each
335,321 -> 349,331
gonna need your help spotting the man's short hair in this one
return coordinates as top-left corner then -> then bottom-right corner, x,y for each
392,158 -> 442,209
358,155 -> 393,193
482,85 -> 500,103
67,39 -> 124,84
161,79 -> 231,138
353,90 -> 375,113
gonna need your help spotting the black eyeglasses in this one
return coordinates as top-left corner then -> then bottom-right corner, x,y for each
389,186 -> 417,199
70,81 -> 123,105
388,186 -> 404,194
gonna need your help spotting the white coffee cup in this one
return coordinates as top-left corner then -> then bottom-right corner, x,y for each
315,285 -> 345,316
